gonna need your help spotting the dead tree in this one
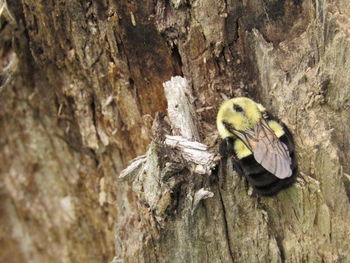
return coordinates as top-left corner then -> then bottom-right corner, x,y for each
0,0 -> 350,262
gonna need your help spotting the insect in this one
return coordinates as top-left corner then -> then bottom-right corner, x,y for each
216,97 -> 297,196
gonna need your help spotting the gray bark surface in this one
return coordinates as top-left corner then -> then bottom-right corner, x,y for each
0,0 -> 350,263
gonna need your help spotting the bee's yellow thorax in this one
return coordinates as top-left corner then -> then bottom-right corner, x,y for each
267,120 -> 285,138
234,139 -> 252,159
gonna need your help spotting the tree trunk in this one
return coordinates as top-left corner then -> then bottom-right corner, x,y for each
1,0 -> 350,262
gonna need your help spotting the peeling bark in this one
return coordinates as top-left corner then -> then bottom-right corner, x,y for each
1,0 -> 350,263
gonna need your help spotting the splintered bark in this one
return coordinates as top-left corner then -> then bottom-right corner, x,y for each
1,0 -> 350,263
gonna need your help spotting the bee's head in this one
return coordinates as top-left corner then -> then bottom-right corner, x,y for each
217,97 -> 265,138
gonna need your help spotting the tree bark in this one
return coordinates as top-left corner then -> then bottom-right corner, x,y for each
1,0 -> 350,263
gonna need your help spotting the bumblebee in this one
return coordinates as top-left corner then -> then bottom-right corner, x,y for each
217,97 -> 297,196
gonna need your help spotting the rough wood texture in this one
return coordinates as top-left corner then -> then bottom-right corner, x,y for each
1,0 -> 350,262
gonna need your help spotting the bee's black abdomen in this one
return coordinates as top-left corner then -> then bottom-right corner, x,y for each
238,156 -> 278,186
231,127 -> 297,196
240,159 -> 296,196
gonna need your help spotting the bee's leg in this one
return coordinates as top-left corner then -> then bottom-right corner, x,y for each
219,137 -> 235,157
231,157 -> 245,177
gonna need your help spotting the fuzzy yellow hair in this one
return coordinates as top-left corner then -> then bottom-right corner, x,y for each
217,97 -> 286,159
217,97 -> 264,138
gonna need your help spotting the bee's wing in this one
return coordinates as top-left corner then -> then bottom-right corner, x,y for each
232,120 -> 292,179
222,119 -> 293,179
248,120 -> 292,179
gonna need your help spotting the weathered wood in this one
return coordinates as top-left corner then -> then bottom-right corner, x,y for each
1,0 -> 350,262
